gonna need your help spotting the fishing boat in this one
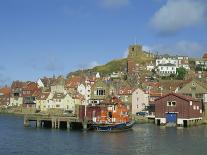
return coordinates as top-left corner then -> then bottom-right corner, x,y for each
93,121 -> 135,132
91,96 -> 135,132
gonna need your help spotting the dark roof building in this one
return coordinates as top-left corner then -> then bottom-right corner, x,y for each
154,93 -> 203,127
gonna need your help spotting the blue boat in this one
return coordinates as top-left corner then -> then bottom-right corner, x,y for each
92,121 -> 135,132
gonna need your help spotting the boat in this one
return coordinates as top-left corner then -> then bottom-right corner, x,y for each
90,96 -> 135,132
92,121 -> 135,132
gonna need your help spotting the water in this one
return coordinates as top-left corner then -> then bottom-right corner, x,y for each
1,115 -> 207,155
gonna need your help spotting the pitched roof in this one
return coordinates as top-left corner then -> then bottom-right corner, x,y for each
100,96 -> 123,105
11,81 -> 26,89
36,92 -> 50,100
0,87 -> 11,95
155,93 -> 199,102
65,76 -> 85,88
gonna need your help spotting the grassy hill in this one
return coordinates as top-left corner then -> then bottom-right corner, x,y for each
67,58 -> 127,78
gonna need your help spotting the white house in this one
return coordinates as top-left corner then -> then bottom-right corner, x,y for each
77,83 -> 91,105
157,63 -> 177,76
132,88 -> 149,115
156,57 -> 178,68
47,93 -> 76,114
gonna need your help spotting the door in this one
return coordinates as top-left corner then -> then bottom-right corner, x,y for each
166,113 -> 177,123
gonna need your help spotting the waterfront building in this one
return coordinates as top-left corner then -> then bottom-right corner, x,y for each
89,79 -> 110,105
22,82 -> 40,108
132,88 -> 149,115
154,93 -> 203,126
36,92 -> 52,111
9,81 -> 25,106
0,87 -> 10,108
47,93 -> 76,114
118,87 -> 134,113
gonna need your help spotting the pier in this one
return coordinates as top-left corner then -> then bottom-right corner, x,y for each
24,114 -> 88,130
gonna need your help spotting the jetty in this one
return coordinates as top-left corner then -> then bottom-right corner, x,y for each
23,114 -> 88,130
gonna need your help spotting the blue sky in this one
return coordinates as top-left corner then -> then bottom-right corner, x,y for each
0,0 -> 207,85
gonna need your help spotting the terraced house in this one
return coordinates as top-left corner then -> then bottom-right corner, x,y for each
90,79 -> 110,105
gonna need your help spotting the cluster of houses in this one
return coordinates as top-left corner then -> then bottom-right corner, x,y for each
1,44 -> 207,127
0,72 -> 207,126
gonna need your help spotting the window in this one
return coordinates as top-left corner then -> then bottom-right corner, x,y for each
195,93 -> 203,99
167,101 -> 176,107
189,101 -> 192,106
184,93 -> 192,97
96,89 -> 105,96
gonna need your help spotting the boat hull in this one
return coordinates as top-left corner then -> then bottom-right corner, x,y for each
92,121 -> 135,132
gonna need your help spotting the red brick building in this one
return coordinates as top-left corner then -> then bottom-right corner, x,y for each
154,93 -> 203,127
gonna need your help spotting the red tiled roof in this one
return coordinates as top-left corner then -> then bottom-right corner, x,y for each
101,96 -> 123,105
0,87 -> 11,95
36,92 -> 50,100
65,76 -> 85,88
155,93 -> 199,102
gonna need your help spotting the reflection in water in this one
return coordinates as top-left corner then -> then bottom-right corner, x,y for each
1,115 -> 207,155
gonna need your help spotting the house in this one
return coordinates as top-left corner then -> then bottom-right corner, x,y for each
118,87 -> 134,112
50,76 -> 66,94
95,96 -> 129,124
176,80 -> 207,115
0,87 -> 11,108
154,93 -> 203,127
22,82 -> 40,108
47,93 -> 76,114
36,92 -> 52,111
65,76 -> 85,93
89,79 -> 110,104
132,88 -> 149,115
177,56 -> 190,70
77,83 -> 91,105
10,81 -> 25,106
37,76 -> 57,91
156,57 -> 178,68
157,63 -> 177,76
176,80 -> 207,101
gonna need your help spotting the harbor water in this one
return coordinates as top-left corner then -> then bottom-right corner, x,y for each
1,115 -> 207,155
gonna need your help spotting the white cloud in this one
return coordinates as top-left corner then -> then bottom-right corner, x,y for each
150,0 -> 207,34
101,0 -> 129,9
149,41 -> 205,56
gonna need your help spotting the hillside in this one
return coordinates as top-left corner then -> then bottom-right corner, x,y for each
67,58 -> 127,78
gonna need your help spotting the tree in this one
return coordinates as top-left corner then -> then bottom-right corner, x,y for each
176,67 -> 187,80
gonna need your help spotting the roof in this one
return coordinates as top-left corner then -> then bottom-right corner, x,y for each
203,53 -> 207,60
11,81 -> 27,89
72,93 -> 85,100
100,96 -> 123,105
154,93 -> 199,102
40,77 -> 57,87
36,92 -> 50,100
0,87 -> 11,95
65,76 -> 85,88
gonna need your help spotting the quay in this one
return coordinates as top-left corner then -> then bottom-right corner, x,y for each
23,114 -> 88,130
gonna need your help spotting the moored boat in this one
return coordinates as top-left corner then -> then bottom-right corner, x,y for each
91,96 -> 135,132
92,121 -> 135,132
